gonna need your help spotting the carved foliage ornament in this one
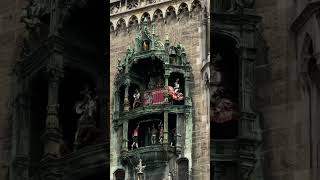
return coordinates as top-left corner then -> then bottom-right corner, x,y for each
21,0 -> 46,33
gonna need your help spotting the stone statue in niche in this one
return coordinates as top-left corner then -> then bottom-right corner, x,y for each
159,122 -> 164,144
74,87 -> 98,148
149,123 -> 158,145
131,124 -> 140,150
146,92 -> 153,105
133,89 -> 141,108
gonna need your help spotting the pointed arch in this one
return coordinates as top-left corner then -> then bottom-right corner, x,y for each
178,3 -> 189,16
153,9 -> 164,22
116,18 -> 126,30
141,12 -> 151,23
301,33 -> 315,76
165,6 -> 176,20
128,15 -> 139,27
191,0 -> 202,12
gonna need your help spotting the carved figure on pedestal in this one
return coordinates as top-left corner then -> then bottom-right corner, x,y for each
133,89 -> 141,108
149,123 -> 158,145
74,87 -> 98,148
136,159 -> 146,180
159,123 -> 164,144
146,92 -> 153,105
131,124 -> 140,150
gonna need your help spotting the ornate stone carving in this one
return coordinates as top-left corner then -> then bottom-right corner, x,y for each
127,0 -> 139,10
111,4 -> 120,14
21,0 -> 46,34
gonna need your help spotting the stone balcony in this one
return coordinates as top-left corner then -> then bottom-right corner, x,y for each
114,104 -> 188,124
211,139 -> 238,162
120,144 -> 176,167
39,142 -> 109,180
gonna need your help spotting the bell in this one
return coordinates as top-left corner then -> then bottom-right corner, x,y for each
143,41 -> 149,50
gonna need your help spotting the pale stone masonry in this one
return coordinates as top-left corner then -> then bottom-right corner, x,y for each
110,0 -> 210,179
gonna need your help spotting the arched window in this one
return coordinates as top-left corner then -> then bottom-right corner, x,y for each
141,12 -> 151,23
116,18 -> 126,30
128,15 -> 139,28
166,6 -> 176,21
191,0 -> 202,12
178,3 -> 189,16
153,9 -> 164,22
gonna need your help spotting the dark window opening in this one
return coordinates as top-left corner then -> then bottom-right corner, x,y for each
29,74 -> 48,178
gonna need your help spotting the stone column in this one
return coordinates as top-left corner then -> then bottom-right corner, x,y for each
42,68 -> 63,159
124,79 -> 130,111
184,70 -> 191,106
122,121 -> 129,152
163,111 -> 169,144
165,74 -> 169,86
164,74 -> 170,103
49,0 -> 60,36
175,114 -> 183,154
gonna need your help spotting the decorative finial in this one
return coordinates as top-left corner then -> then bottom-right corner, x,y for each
152,24 -> 156,35
136,159 -> 146,174
165,33 -> 169,41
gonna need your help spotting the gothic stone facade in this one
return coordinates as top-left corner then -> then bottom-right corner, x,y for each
110,0 -> 210,179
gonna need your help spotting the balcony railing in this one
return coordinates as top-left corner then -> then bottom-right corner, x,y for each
141,88 -> 166,106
